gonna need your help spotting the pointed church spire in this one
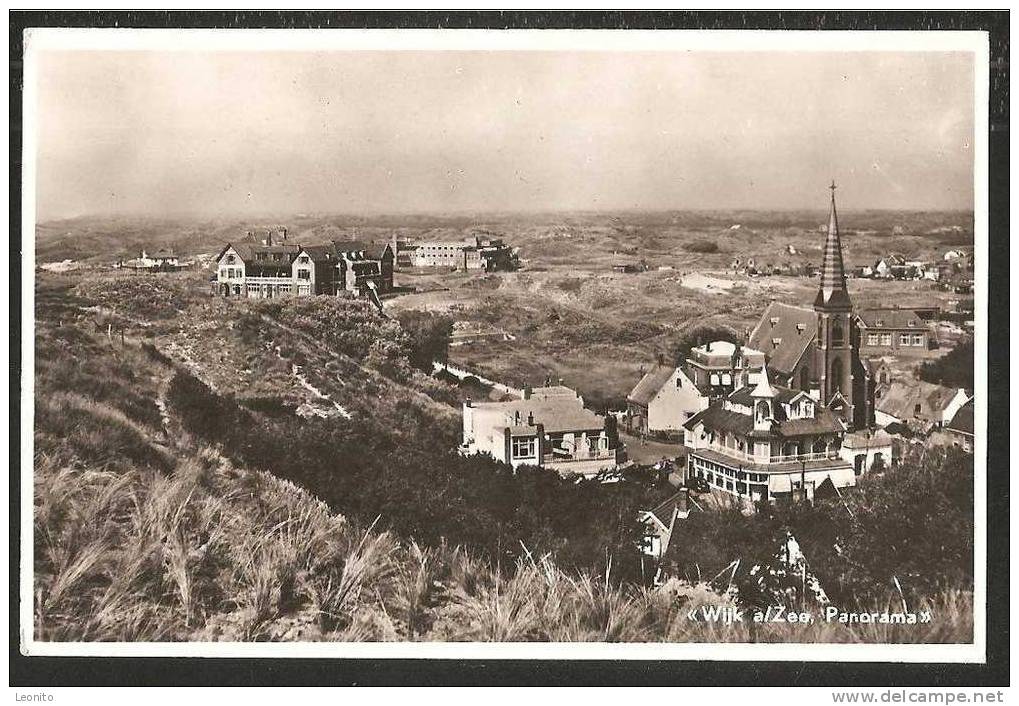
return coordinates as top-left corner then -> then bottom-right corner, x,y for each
814,181 -> 852,310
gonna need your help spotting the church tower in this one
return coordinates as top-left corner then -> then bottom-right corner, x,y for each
814,181 -> 856,428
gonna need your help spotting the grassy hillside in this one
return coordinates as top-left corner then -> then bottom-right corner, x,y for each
32,271 -> 974,643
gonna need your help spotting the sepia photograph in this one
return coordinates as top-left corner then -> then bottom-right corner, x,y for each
14,17 -> 1001,683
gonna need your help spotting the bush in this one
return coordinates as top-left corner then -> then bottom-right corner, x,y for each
664,446 -> 974,608
918,338 -> 974,390
396,310 -> 453,372
669,324 -> 742,364
684,239 -> 720,254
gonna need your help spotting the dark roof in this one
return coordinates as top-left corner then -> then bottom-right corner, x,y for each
876,381 -> 964,420
219,242 -> 300,264
300,245 -> 337,262
728,384 -> 803,407
331,240 -> 372,254
946,399 -> 974,436
685,384 -> 842,438
628,366 -> 675,406
857,308 -> 925,331
683,404 -> 754,435
864,358 -> 888,377
748,302 -> 817,376
150,248 -> 176,259
646,489 -> 687,528
773,410 -> 844,437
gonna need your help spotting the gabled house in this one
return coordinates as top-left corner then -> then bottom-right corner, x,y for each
213,232 -> 394,299
943,398 -> 975,452
683,367 -> 858,504
459,386 -> 624,478
685,341 -> 767,396
626,363 -> 709,435
857,308 -> 933,354
873,254 -> 907,278
639,488 -> 690,580
874,381 -> 970,432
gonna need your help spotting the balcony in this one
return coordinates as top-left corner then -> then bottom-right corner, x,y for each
706,442 -> 839,465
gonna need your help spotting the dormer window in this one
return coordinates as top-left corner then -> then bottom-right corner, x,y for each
796,323 -> 806,333
770,317 -> 780,326
772,338 -> 781,348
226,254 -> 236,264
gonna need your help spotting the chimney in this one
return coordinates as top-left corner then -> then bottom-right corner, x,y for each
465,397 -> 472,408
678,488 -> 689,514
657,352 -> 665,367
280,227 -> 288,242
527,412 -> 534,426
265,230 -> 273,247
514,410 -> 521,425
524,386 -> 532,400
706,341 -> 712,352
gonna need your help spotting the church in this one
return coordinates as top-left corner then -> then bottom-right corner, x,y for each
747,182 -> 875,431
682,185 -> 888,505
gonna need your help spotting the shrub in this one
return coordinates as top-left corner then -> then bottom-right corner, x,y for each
684,239 -> 720,254
918,338 -> 974,389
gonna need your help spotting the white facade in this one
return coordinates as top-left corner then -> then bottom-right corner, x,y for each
646,368 -> 709,432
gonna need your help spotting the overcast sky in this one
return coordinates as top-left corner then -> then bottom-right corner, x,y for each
34,50 -> 975,219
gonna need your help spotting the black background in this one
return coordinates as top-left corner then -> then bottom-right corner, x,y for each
8,10 -> 1010,687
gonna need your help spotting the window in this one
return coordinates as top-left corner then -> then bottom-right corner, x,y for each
299,256 -> 309,264
911,334 -> 923,346
832,320 -> 845,346
900,334 -> 911,346
297,269 -> 311,280
913,403 -> 922,416
867,333 -> 880,345
512,437 -> 536,458
226,255 -> 236,264
880,334 -> 892,346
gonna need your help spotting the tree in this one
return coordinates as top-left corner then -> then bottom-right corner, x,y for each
918,338 -> 974,390
397,310 -> 454,372
670,324 -> 742,364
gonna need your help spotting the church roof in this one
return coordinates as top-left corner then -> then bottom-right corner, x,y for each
748,301 -> 817,377
814,183 -> 853,311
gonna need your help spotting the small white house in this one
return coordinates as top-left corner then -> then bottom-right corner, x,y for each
627,365 -> 709,435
